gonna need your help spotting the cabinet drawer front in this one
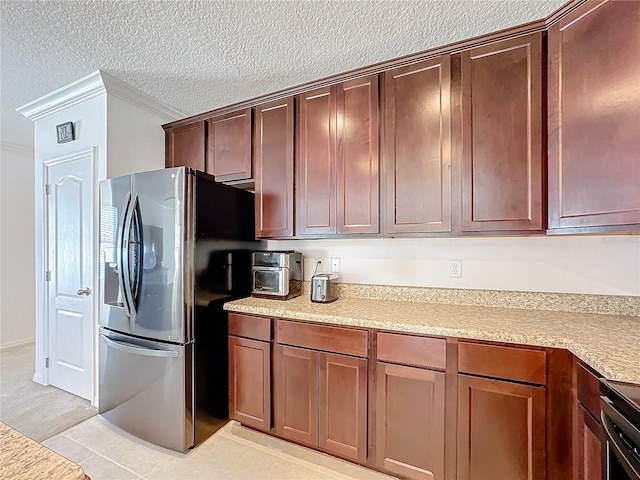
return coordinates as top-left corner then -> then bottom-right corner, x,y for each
276,320 -> 368,357
229,313 -> 271,342
577,363 -> 601,420
458,342 -> 546,385
377,332 -> 446,370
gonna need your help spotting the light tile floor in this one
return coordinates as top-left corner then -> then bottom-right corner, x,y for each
43,415 -> 398,480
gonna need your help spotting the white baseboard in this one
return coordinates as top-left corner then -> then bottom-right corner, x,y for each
0,338 -> 35,350
32,371 -> 47,385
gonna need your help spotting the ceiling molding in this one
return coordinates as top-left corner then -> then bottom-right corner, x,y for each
17,70 -> 183,123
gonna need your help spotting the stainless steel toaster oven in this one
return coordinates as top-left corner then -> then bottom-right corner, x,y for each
251,251 -> 302,300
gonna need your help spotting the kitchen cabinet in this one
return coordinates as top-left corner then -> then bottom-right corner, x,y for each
375,332 -> 446,480
274,320 -> 369,461
254,98 -> 295,238
460,33 -> 543,232
548,0 -> 640,232
228,314 -> 272,431
296,75 -> 379,236
574,363 -> 603,480
457,342 -> 547,480
206,108 -> 253,183
382,56 -> 453,234
164,121 -> 206,171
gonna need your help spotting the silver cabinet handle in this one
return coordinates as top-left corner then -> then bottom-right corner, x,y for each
77,287 -> 91,296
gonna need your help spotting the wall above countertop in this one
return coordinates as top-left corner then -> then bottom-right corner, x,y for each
269,235 -> 640,297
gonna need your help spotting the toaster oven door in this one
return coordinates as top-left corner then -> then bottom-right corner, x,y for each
252,267 -> 288,296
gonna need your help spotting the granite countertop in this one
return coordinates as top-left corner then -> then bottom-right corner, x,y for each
0,422 -> 88,480
224,294 -> 640,384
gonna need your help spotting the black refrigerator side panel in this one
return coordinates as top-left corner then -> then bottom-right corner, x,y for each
194,171 -> 256,241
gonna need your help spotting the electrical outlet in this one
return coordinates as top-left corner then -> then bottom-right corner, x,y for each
331,258 -> 340,273
313,258 -> 326,274
449,260 -> 462,278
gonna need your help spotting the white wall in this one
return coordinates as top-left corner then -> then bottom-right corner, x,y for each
270,235 -> 640,296
0,143 -> 36,347
106,95 -> 167,178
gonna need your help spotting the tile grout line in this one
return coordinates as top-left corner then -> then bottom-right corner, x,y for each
59,432 -> 146,479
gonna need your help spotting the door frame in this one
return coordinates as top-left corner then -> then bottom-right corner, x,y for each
35,147 -> 98,406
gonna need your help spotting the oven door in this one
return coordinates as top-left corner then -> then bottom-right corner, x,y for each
601,396 -> 640,480
252,266 -> 287,296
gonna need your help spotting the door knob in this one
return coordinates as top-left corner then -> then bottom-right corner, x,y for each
77,287 -> 91,296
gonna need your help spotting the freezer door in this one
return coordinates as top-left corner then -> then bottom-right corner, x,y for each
98,328 -> 194,451
99,175 -> 133,334
131,167 -> 190,343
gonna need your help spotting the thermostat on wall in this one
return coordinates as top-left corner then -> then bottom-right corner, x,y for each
56,121 -> 74,143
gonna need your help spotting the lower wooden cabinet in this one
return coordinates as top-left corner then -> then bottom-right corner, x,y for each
274,343 -> 368,462
274,344 -> 319,445
575,405 -> 603,480
228,336 -> 271,431
457,374 -> 546,480
376,362 -> 445,480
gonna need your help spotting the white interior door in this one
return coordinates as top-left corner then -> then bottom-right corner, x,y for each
46,153 -> 94,400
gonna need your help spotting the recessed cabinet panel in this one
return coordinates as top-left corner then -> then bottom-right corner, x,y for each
383,56 -> 452,233
548,0 -> 640,229
206,109 -> 252,182
336,76 -> 379,234
461,33 -> 543,232
165,121 -> 206,171
254,98 -> 294,238
297,87 -> 336,235
457,374 -> 546,480
376,362 -> 445,480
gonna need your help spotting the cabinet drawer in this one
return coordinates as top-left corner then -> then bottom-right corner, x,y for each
229,313 -> 272,342
458,342 -> 546,385
276,320 -> 368,357
377,332 -> 446,370
577,362 -> 601,420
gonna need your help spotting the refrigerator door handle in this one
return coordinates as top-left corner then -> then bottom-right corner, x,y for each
117,193 -> 133,318
121,194 -> 138,318
129,198 -> 144,309
101,334 -> 179,358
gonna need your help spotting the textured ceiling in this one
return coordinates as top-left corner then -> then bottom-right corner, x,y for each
0,0 -> 565,149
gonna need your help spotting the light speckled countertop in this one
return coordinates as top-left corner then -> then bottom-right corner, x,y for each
224,294 -> 640,384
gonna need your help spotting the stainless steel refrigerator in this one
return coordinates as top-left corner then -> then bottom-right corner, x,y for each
98,167 -> 259,452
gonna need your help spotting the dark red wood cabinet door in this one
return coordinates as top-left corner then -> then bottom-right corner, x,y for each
254,98 -> 294,238
457,374 -> 546,480
575,405 -> 602,480
336,75 -> 379,234
376,362 -> 445,480
461,33 -> 543,232
318,352 -> 368,462
548,0 -> 640,230
274,344 -> 319,446
382,56 -> 452,234
228,336 -> 271,431
297,87 -> 337,235
165,121 -> 206,171
206,108 -> 252,182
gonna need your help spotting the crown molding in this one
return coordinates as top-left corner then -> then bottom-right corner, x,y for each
0,141 -> 34,156
17,70 -> 184,122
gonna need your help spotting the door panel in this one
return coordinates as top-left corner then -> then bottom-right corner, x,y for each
274,344 -> 319,445
206,109 -> 252,182
47,154 -> 94,400
457,374 -> 546,480
376,362 -> 445,480
319,353 -> 367,462
383,56 -> 452,233
131,168 -> 187,343
165,121 -> 206,171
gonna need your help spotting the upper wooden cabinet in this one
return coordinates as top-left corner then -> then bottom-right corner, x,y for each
206,108 -> 253,183
165,121 -> 206,171
460,33 -> 544,232
297,76 -> 379,236
254,98 -> 295,238
382,56 -> 453,234
548,0 -> 640,231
